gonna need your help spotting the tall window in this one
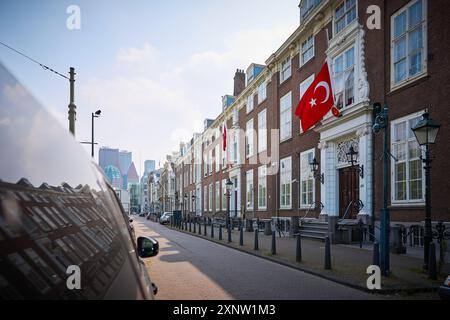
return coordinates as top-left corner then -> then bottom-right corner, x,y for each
280,57 -> 292,83
258,166 -> 267,210
391,0 -> 427,87
208,184 -> 213,212
280,157 -> 292,209
258,81 -> 267,104
335,0 -> 357,34
246,119 -> 254,157
391,114 -> 424,203
215,145 -> 220,172
299,74 -> 315,100
222,179 -> 227,211
280,92 -> 292,141
258,109 -> 267,153
333,46 -> 355,109
246,170 -> 254,209
301,35 -> 315,66
300,149 -> 315,207
215,181 -> 220,211
204,186 -> 207,212
246,94 -> 254,113
232,132 -> 238,164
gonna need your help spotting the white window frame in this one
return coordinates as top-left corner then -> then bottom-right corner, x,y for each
208,184 -> 213,212
246,94 -> 254,113
246,119 -> 254,158
280,157 -> 292,209
215,145 -> 220,173
222,179 -> 227,211
334,0 -> 357,35
332,45 -> 355,110
215,181 -> 220,211
258,165 -> 267,210
246,170 -> 254,210
203,185 -> 207,212
300,35 -> 315,66
280,57 -> 292,83
390,0 -> 428,90
280,91 -> 292,142
258,109 -> 267,153
300,149 -> 315,208
258,81 -> 267,104
390,112 -> 425,205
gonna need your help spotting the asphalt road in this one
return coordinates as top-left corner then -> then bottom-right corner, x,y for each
134,217 -> 377,300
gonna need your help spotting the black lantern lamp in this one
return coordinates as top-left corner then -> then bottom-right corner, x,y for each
412,112 -> 441,146
309,157 -> 324,184
346,145 -> 364,179
412,112 -> 441,270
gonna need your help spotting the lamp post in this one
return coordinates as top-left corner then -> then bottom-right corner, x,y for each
192,193 -> 196,219
411,112 -> 441,270
226,178 -> 233,229
346,146 -> 364,179
91,109 -> 101,158
373,103 -> 390,276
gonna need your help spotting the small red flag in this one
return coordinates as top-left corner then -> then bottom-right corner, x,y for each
295,62 -> 338,132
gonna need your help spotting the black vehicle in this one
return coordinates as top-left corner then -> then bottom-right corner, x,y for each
438,275 -> 450,300
0,63 -> 158,300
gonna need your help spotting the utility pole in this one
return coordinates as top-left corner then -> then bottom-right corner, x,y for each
68,67 -> 76,136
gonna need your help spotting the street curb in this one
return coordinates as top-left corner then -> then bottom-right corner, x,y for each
166,225 -> 439,296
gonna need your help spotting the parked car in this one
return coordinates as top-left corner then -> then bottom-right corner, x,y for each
0,63 -> 158,300
438,275 -> 450,300
160,212 -> 173,224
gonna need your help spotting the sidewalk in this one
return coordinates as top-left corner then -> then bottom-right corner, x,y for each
169,222 -> 449,294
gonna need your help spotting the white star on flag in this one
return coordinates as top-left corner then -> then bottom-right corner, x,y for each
309,98 -> 317,107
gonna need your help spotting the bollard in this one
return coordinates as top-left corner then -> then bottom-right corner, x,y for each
296,234 -> 302,263
219,225 -> 223,240
429,242 -> 437,280
239,227 -> 243,246
271,231 -> 276,255
231,219 -> 234,230
254,229 -> 259,251
193,220 -> 196,234
211,223 -> 214,238
204,222 -> 207,236
373,242 -> 380,267
228,224 -> 232,243
198,222 -> 202,235
324,236 -> 331,270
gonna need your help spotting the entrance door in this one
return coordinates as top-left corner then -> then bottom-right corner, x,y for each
339,167 -> 360,219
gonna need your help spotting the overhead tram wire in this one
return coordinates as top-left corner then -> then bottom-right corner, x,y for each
0,41 -> 69,80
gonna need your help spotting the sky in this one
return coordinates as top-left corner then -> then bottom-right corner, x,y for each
0,0 -> 299,176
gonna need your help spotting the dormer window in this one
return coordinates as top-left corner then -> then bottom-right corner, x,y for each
300,0 -> 322,22
334,0 -> 357,34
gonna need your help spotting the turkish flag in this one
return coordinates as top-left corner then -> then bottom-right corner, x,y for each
294,62 -> 339,133
222,123 -> 227,151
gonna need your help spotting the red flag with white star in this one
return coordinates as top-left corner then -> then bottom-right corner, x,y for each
294,62 -> 339,132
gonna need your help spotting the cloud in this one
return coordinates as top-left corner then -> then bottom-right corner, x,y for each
77,24 -> 294,168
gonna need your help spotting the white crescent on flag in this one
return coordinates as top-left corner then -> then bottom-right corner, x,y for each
314,81 -> 330,104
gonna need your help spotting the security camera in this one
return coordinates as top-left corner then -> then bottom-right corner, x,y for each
372,122 -> 381,134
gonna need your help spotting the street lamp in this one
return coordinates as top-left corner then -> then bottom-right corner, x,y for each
91,109 -> 101,158
225,178 -> 233,228
346,145 -> 364,179
191,193 -> 196,219
309,157 -> 324,184
412,112 -> 441,270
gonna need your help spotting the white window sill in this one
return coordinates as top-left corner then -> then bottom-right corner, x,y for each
390,201 -> 425,207
390,72 -> 428,94
280,207 -> 292,210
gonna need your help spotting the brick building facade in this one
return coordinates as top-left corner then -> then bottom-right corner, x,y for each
169,0 -> 449,245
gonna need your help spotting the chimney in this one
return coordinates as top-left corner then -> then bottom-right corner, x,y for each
233,69 -> 245,97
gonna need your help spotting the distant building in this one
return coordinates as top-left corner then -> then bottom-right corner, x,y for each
144,160 -> 155,175
99,147 -> 120,170
103,165 -> 122,189
119,150 -> 132,189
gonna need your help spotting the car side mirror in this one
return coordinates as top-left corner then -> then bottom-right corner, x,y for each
137,236 -> 159,258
